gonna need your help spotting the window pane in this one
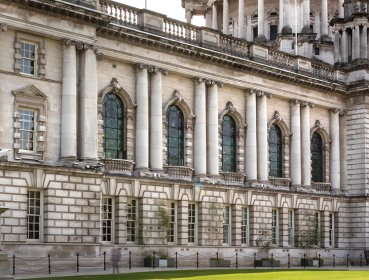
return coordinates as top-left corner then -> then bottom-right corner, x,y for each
269,124 -> 282,177
27,191 -> 41,240
311,132 -> 323,182
166,106 -> 184,166
21,42 -> 36,75
103,93 -> 125,159
222,116 -> 236,172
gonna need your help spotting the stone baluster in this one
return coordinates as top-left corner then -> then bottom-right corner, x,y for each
238,0 -> 245,38
185,9 -> 192,24
60,39 -> 77,161
330,109 -> 340,192
80,45 -> 98,162
223,0 -> 229,34
256,91 -> 271,182
290,100 -> 301,186
207,80 -> 222,177
194,78 -> 207,176
301,102 -> 312,187
246,90 -> 258,182
135,64 -> 149,171
149,66 -> 168,172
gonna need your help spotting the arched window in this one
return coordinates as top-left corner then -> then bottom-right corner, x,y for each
167,105 -> 184,166
269,124 -> 282,177
222,115 -> 236,172
311,132 -> 323,182
103,93 -> 124,159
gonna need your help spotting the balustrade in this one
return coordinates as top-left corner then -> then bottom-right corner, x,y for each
102,159 -> 134,174
164,166 -> 194,181
220,172 -> 245,185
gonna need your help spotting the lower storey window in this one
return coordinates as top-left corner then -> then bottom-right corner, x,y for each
188,203 -> 196,244
241,207 -> 249,245
127,199 -> 137,242
102,197 -> 113,242
27,190 -> 41,240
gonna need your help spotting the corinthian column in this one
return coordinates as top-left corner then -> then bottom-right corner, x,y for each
212,2 -> 218,30
338,0 -> 344,18
301,102 -> 312,187
321,0 -> 328,36
194,78 -> 207,176
246,90 -> 257,182
135,64 -> 149,171
342,29 -> 348,63
361,25 -> 368,59
80,46 -> 98,161
302,0 -> 310,31
207,81 -> 221,177
60,40 -> 77,160
353,26 -> 360,60
238,0 -> 245,38
149,67 -> 167,172
290,100 -> 301,186
330,109 -> 340,192
257,0 -> 265,38
257,91 -> 270,182
223,0 -> 229,34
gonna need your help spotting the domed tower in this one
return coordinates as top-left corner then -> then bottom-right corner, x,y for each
331,0 -> 369,65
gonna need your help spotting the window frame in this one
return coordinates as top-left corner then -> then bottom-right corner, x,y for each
168,202 -> 177,244
269,124 -> 283,178
127,199 -> 138,243
241,207 -> 249,246
18,108 -> 36,153
271,208 -> 279,246
329,212 -> 335,248
311,132 -> 324,182
288,209 -> 294,247
223,205 -> 231,245
166,105 -> 185,166
26,189 -> 43,242
221,115 -> 237,172
101,197 -> 114,243
20,41 -> 37,76
188,203 -> 197,244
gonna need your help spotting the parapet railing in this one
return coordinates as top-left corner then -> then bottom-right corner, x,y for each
98,0 -> 341,83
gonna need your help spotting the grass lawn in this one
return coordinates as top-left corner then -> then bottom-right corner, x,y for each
27,269 -> 369,280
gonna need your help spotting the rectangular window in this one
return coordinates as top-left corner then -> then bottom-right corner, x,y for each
127,199 -> 137,242
168,202 -> 176,243
315,212 -> 321,246
270,25 -> 278,41
102,197 -> 113,242
271,209 -> 278,245
21,42 -> 37,75
188,203 -> 197,244
223,206 -> 231,244
253,27 -> 258,41
19,109 -> 35,151
288,210 -> 294,246
329,213 -> 334,247
27,190 -> 41,240
241,207 -> 249,245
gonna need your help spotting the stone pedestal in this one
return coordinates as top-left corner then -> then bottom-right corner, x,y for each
0,253 -> 13,280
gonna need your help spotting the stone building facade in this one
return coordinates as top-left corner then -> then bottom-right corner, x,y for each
0,0 -> 368,265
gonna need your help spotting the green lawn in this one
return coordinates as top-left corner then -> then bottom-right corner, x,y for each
28,269 -> 369,280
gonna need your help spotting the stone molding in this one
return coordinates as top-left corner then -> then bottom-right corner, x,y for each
60,39 -> 103,59
193,77 -> 223,87
300,101 -> 314,108
0,23 -> 7,32
251,89 -> 272,98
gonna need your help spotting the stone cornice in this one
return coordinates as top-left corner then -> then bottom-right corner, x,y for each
97,25 -> 347,95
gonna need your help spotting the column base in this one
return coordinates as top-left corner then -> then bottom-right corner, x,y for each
0,253 -> 13,280
255,35 -> 267,42
245,180 -> 259,187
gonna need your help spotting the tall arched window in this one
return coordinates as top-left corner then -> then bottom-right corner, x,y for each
311,132 -> 323,182
222,115 -> 236,172
167,105 -> 184,166
103,93 -> 124,159
269,124 -> 282,177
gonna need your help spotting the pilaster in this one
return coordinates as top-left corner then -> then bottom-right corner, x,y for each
290,100 -> 301,187
330,109 -> 340,192
246,89 -> 257,182
301,101 -> 313,187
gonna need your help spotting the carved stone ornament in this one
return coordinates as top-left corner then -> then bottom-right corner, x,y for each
172,90 -> 183,104
225,101 -> 235,113
314,120 -> 323,129
60,39 -> 96,51
272,111 -> 282,122
0,23 -> 8,32
135,63 -> 148,71
111,78 -> 122,94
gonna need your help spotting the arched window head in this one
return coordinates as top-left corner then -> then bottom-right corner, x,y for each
222,115 -> 236,172
269,124 -> 282,177
311,132 -> 323,182
103,93 -> 125,159
167,105 -> 184,166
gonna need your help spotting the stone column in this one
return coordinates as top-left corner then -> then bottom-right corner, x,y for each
80,46 -> 98,162
246,90 -> 257,182
135,64 -> 149,171
290,100 -> 301,186
334,31 -> 341,63
279,0 -> 283,32
223,0 -> 229,34
207,81 -> 221,177
302,0 -> 310,30
60,40 -> 77,160
342,29 -> 348,63
330,109 -> 340,192
321,0 -> 328,36
338,0 -> 344,18
257,91 -> 270,182
339,111 -> 347,192
257,0 -> 265,37
149,67 -> 167,172
353,25 -> 360,60
238,0 -> 245,38
282,0 -> 290,29
185,9 -> 193,24
194,78 -> 207,176
361,25 -> 368,59
206,8 -> 212,28
212,1 -> 218,30
301,102 -> 311,187
0,23 -> 8,149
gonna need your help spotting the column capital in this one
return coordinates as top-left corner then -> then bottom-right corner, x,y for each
291,99 -> 302,105
301,101 -> 314,108
329,108 -> 341,114
0,23 -> 8,32
193,77 -> 206,84
135,63 -> 149,71
147,65 -> 168,75
59,38 -> 97,51
251,89 -> 272,98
